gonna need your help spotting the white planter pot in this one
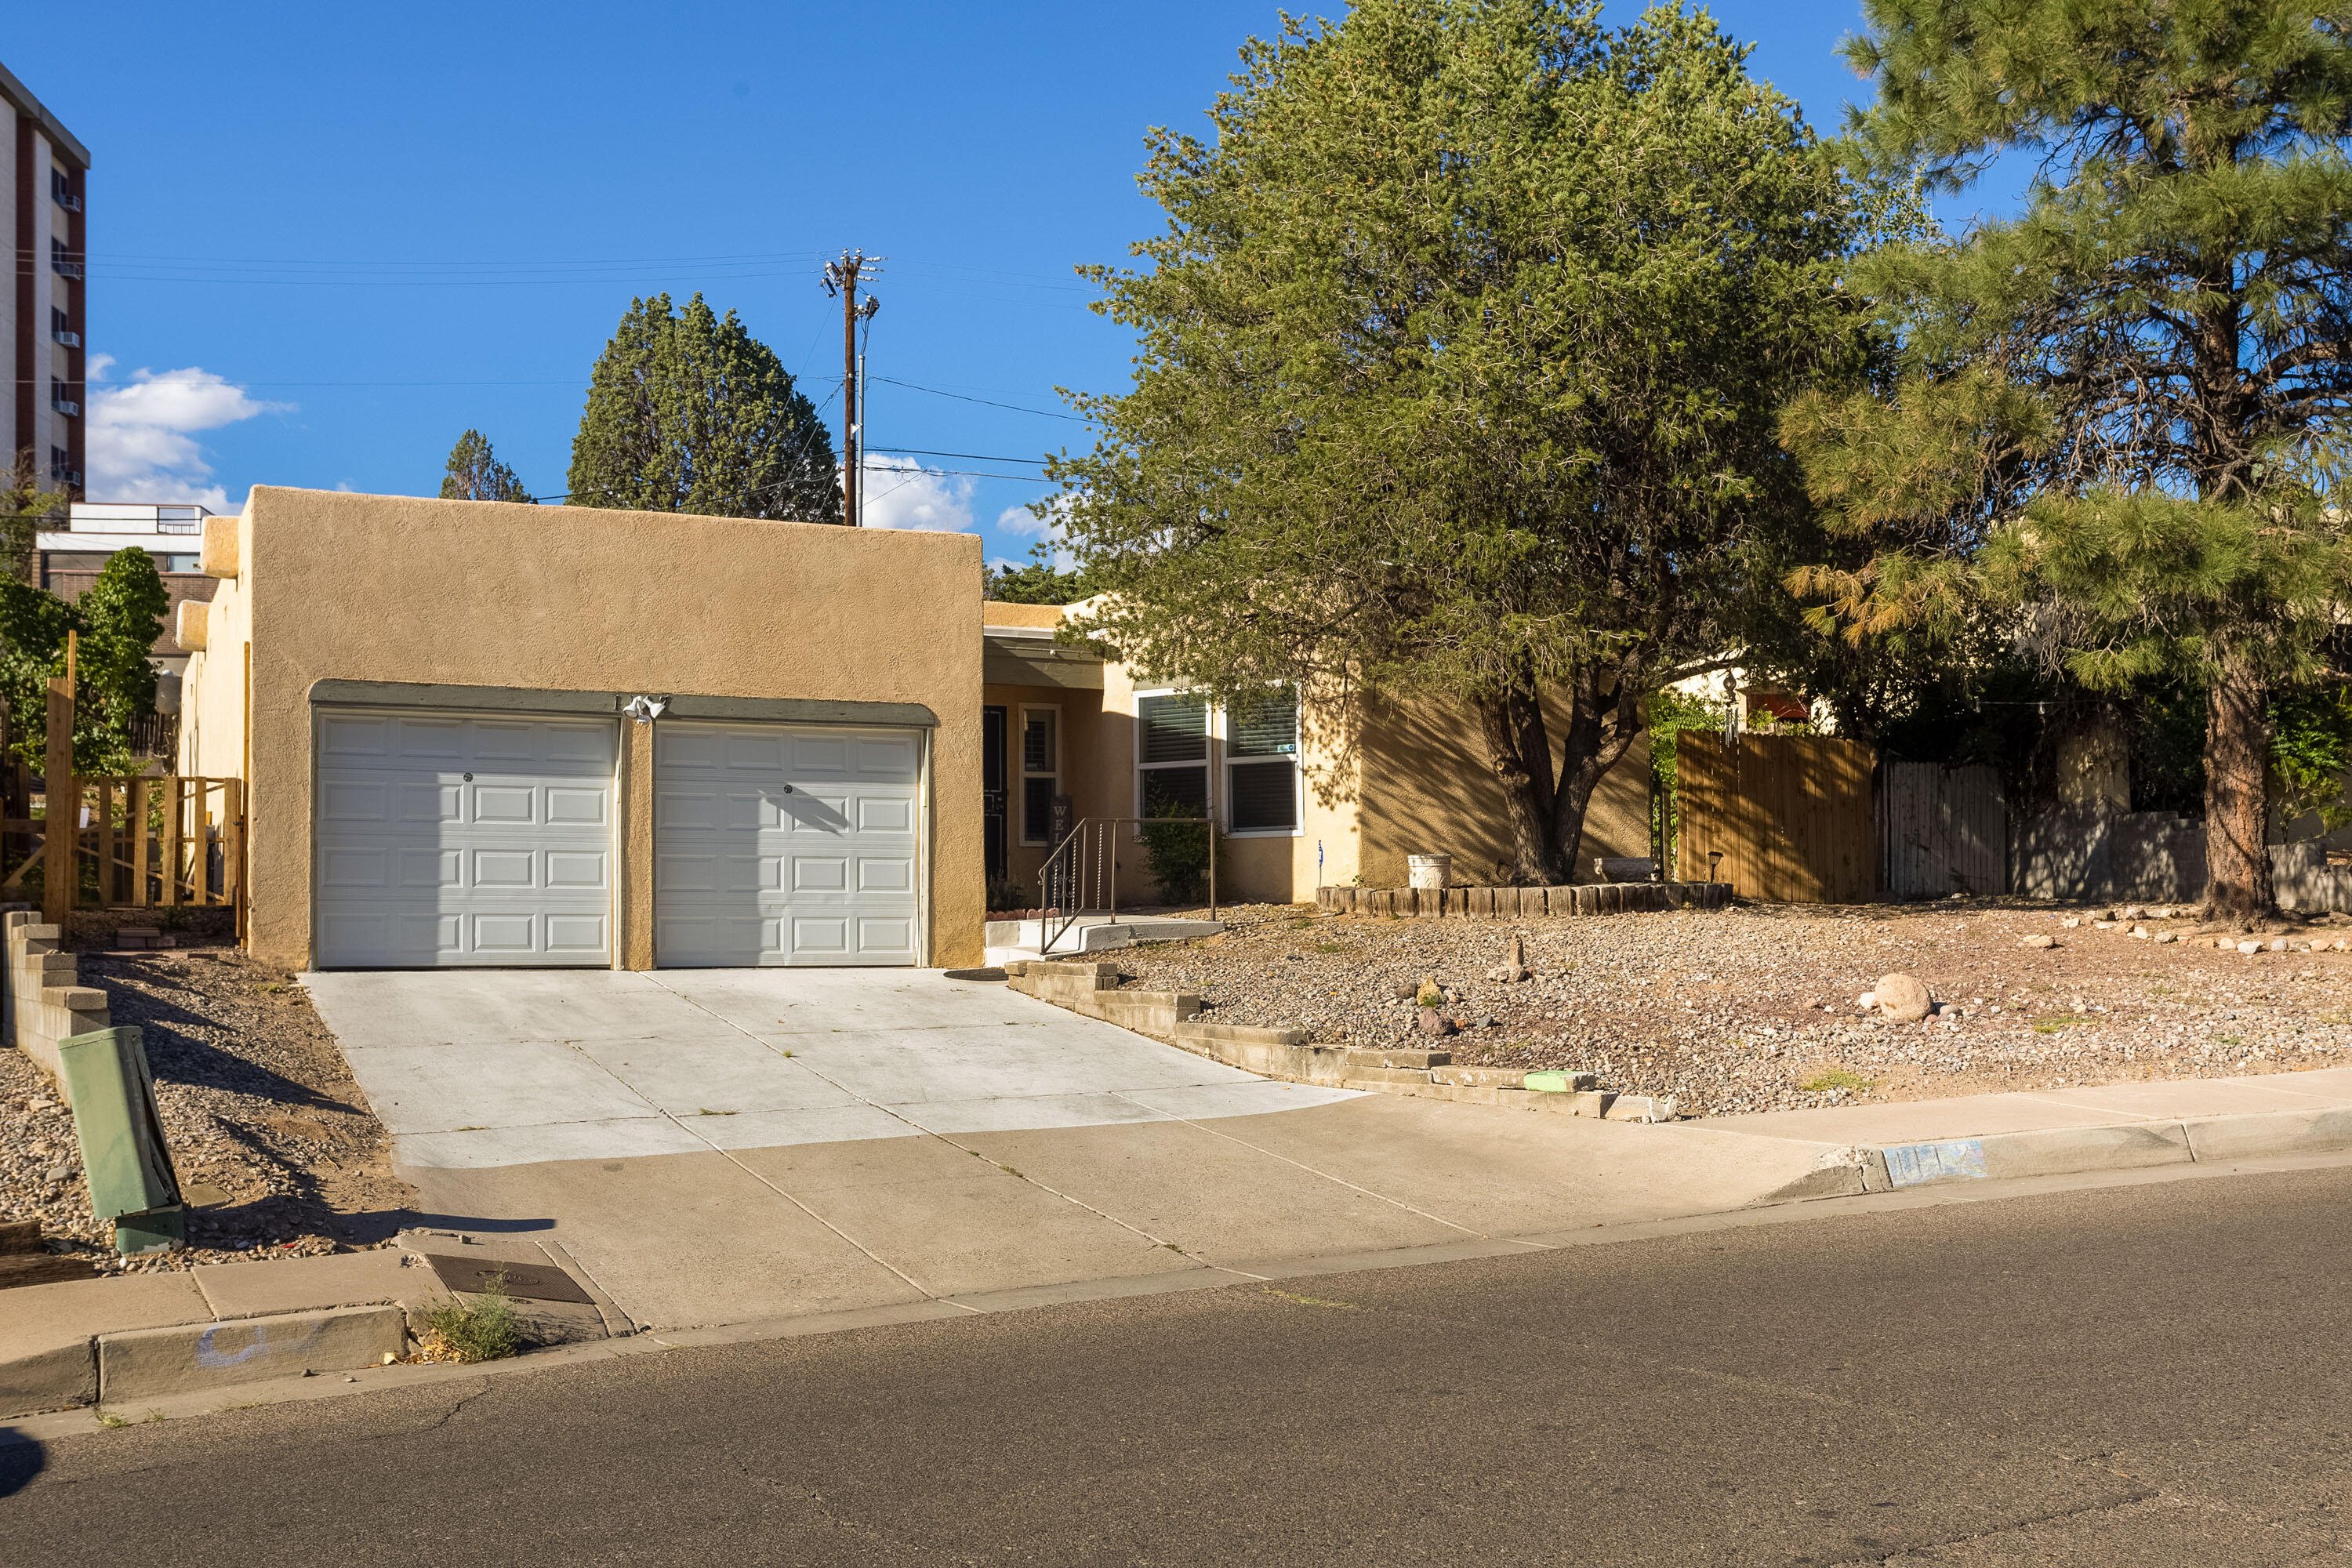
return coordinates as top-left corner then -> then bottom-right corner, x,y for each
1407,854 -> 1453,891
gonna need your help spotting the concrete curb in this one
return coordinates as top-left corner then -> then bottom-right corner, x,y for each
1738,1102 -> 2352,1207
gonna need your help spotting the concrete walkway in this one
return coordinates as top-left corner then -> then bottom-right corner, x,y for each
301,970 -> 1833,1330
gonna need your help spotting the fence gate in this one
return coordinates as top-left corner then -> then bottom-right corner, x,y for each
1673,732 -> 1876,902
1879,761 -> 2006,898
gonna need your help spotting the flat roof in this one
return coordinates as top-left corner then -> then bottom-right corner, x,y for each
0,60 -> 89,169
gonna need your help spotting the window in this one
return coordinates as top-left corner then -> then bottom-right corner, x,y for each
49,238 -> 81,279
1227,689 -> 1300,833
49,377 -> 77,416
49,167 -> 79,210
1019,706 -> 1058,844
1137,692 -> 1209,817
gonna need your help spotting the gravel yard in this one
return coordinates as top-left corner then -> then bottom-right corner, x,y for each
1119,899 -> 2352,1117
2,937 -> 414,1276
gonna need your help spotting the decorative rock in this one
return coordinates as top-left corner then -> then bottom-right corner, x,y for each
2131,925 -> 2148,939
2269,938 -> 2292,953
1874,972 -> 1933,1023
1857,991 -> 1876,1011
1415,1007 -> 1458,1038
2061,916 -> 2082,928
2020,934 -> 2057,949
1486,936 -> 1532,984
2238,940 -> 2263,954
2155,932 -> 2178,945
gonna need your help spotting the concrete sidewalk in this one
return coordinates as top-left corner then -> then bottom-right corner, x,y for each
296,969 -> 1838,1333
1693,1067 -> 2352,1192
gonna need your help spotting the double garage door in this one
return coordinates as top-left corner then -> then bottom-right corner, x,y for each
313,710 -> 920,968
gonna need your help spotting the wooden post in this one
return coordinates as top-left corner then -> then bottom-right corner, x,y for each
223,779 -> 244,918
97,779 -> 114,907
132,778 -> 152,907
162,775 -> 183,908
42,674 -> 72,923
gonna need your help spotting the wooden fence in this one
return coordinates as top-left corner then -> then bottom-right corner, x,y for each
1879,761 -> 2006,898
1673,732 -> 1877,902
5,775 -> 243,918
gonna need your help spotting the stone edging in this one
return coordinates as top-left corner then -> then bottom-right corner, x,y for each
1319,881 -> 1730,918
1004,960 -> 1675,1123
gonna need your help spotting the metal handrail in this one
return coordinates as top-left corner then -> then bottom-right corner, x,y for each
1035,816 -> 1217,956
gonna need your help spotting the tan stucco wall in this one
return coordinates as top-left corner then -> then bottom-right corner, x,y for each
1358,694 -> 1652,887
1095,660 -> 1361,909
982,601 -> 1064,630
180,507 -> 253,783
185,488 -> 984,970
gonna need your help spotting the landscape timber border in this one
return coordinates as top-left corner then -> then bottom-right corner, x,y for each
1317,882 -> 1733,918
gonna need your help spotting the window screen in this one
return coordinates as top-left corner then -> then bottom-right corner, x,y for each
1022,710 -> 1056,775
1139,694 -> 1208,762
1228,760 -> 1297,833
1229,691 -> 1298,757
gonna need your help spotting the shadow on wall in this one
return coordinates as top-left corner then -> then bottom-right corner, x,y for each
1358,694 -> 1650,887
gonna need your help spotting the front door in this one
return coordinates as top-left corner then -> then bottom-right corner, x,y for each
982,706 -> 1007,881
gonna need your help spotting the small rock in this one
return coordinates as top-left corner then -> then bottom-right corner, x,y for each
2061,916 -> 2081,928
44,1165 -> 71,1183
1486,935 -> 1532,984
2131,925 -> 2148,939
2270,938 -> 2292,953
1857,991 -> 1876,1010
2020,934 -> 2057,949
2155,932 -> 2177,945
1416,1007 -> 1458,1038
2238,940 -> 2263,954
1875,972 -> 1933,1023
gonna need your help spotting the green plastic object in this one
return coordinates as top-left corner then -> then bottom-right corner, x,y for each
57,1025 -> 185,1256
1523,1071 -> 1574,1094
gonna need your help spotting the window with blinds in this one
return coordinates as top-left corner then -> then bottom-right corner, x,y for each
1227,690 -> 1298,833
1138,693 -> 1208,818
1021,707 -> 1058,844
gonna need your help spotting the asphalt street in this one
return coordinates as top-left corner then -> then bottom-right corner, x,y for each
7,1165 -> 2352,1566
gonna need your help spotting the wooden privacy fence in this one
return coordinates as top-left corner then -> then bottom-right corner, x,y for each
1673,732 -> 1877,902
1879,761 -> 2006,898
5,776 -> 244,917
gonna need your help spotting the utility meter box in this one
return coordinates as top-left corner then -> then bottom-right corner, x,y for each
59,1025 -> 186,1254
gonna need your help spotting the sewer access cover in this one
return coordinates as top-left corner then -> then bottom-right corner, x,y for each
421,1253 -> 595,1304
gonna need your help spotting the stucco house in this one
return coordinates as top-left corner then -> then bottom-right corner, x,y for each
172,488 -> 1648,974
980,601 -> 1651,909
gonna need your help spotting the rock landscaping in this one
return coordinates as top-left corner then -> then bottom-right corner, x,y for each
1116,898 -> 2352,1117
2,934 -> 414,1277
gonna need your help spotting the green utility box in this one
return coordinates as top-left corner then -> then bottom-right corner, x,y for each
58,1025 -> 186,1255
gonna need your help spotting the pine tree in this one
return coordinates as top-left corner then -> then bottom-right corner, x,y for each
566,293 -> 840,523
1785,0 -> 2352,922
1047,0 -> 1872,881
437,430 -> 536,503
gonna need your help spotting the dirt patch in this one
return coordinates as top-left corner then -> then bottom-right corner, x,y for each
1113,899 -> 2352,1116
1,935 -> 416,1276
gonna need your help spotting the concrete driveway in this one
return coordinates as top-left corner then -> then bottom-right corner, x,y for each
304,969 -> 1829,1330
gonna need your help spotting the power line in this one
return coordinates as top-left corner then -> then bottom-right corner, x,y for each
870,376 -> 1092,423
866,446 -> 1048,465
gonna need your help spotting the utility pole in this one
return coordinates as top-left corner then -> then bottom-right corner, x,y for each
822,252 -> 882,528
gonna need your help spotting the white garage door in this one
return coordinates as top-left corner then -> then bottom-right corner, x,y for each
314,711 -> 617,967
655,721 -> 922,966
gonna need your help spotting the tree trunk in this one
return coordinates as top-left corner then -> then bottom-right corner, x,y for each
1471,680 -> 1563,884
2202,667 -> 2274,925
1549,666 -> 1640,885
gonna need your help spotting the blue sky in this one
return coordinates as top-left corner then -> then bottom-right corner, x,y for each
10,2 -> 1882,563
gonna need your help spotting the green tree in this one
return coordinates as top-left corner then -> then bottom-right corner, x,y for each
1046,0 -> 1872,882
438,430 -> 536,503
1784,0 -> 2352,922
983,561 -> 1089,604
0,547 -> 171,774
0,447 -> 67,585
567,292 -> 840,522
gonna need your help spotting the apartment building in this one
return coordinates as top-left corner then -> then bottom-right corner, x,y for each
36,503 -> 219,672
1,61 -> 88,495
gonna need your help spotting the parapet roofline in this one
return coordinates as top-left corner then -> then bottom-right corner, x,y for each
0,60 -> 90,168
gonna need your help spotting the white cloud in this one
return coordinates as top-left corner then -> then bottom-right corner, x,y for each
996,495 -> 1075,571
857,456 -> 975,532
85,354 -> 283,511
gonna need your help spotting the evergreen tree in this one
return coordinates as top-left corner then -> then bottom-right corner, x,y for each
1047,0 -> 1871,881
437,430 -> 535,503
983,561 -> 1088,604
567,292 -> 840,523
1784,0 -> 2352,922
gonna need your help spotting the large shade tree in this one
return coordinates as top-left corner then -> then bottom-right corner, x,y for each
568,293 -> 840,523
1785,0 -> 2352,921
0,547 -> 170,773
1047,0 -> 1871,882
